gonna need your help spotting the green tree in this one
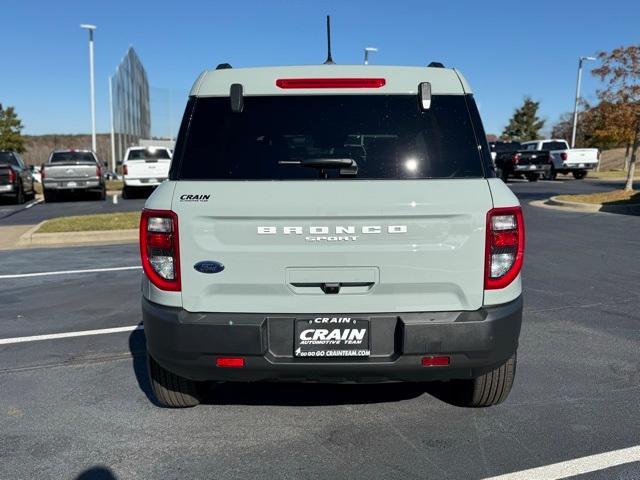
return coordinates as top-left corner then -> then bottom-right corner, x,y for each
592,45 -> 640,190
0,103 -> 25,153
501,97 -> 545,141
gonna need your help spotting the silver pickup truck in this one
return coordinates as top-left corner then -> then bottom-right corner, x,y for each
42,150 -> 106,202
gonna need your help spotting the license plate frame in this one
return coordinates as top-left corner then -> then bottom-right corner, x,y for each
294,317 -> 370,358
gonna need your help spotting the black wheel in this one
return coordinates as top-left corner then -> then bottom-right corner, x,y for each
14,183 -> 25,204
545,165 -> 557,181
572,171 -> 587,180
436,352 -> 517,407
43,189 -> 56,203
147,353 -> 201,408
525,173 -> 539,182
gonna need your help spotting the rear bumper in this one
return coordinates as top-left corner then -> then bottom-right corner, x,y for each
123,177 -> 167,187
513,164 -> 550,173
559,163 -> 597,171
143,296 -> 523,382
43,179 -> 103,191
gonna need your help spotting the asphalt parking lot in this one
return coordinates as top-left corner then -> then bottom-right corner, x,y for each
1,179 -> 639,479
0,194 -> 146,225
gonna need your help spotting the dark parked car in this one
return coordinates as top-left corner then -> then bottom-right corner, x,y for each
0,150 -> 36,204
489,141 -> 551,182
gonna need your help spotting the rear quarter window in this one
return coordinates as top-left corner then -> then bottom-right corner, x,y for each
174,95 -> 485,180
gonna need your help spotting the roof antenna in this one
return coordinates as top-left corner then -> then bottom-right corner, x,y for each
323,15 -> 334,65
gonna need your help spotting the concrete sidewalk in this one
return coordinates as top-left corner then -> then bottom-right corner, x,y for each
0,223 -> 137,250
0,224 -> 37,250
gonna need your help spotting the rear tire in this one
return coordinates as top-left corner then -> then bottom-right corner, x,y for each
572,171 -> 587,180
14,183 -> 25,204
147,353 -> 201,408
525,173 -> 539,182
43,190 -> 56,203
437,352 -> 517,407
545,165 -> 557,181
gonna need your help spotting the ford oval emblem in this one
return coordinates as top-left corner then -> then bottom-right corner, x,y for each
194,261 -> 225,274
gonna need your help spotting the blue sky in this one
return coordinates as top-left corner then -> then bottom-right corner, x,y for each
3,0 -> 639,137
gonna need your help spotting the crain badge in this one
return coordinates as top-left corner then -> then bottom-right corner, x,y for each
180,194 -> 210,202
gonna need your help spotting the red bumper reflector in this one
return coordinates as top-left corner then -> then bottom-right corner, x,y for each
276,78 -> 386,89
147,232 -> 173,249
492,230 -> 518,247
421,355 -> 450,367
215,357 -> 245,368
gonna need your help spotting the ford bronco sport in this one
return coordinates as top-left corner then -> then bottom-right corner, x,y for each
140,64 -> 524,408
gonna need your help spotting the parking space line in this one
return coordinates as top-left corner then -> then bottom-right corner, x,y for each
0,325 -> 143,345
482,445 -> 640,480
0,265 -> 141,279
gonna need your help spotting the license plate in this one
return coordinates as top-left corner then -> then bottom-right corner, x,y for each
579,163 -> 585,168
148,178 -> 158,183
66,181 -> 77,187
0,185 -> 12,192
530,165 -> 536,169
294,317 -> 370,357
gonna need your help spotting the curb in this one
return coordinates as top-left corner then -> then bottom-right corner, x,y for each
18,223 -> 137,247
547,196 -> 601,212
533,196 -> 640,214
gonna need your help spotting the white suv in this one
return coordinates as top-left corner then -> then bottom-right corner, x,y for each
121,146 -> 171,198
140,64 -> 524,408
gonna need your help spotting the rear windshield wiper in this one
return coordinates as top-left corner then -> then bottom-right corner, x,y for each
278,158 -> 358,177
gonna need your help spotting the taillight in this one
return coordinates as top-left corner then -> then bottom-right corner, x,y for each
123,165 -> 128,175
96,165 -> 101,177
485,207 -> 525,290
140,209 -> 181,291
560,152 -> 568,161
275,78 -> 386,89
40,166 -> 45,180
7,168 -> 16,184
512,153 -> 521,164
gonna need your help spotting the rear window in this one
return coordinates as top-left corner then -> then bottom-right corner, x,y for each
0,152 -> 16,165
126,148 -> 171,161
50,152 -> 96,163
491,142 -> 521,152
541,141 -> 568,151
175,95 -> 484,180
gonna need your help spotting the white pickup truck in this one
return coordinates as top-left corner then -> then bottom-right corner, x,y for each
520,139 -> 598,180
121,146 -> 172,198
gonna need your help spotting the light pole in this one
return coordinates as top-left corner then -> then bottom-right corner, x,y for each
80,24 -> 97,153
109,75 -> 116,173
570,55 -> 596,148
364,47 -> 378,65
